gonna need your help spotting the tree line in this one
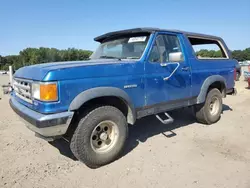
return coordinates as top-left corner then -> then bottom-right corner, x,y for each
1,47 -> 250,71
0,48 -> 93,70
196,47 -> 250,61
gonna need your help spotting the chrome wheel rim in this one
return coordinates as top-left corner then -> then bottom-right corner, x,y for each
209,96 -> 220,115
90,120 -> 119,153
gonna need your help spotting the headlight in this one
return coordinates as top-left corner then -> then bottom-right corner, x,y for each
32,82 -> 58,102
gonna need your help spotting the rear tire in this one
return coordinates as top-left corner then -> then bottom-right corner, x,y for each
195,88 -> 222,125
236,72 -> 240,81
70,106 -> 128,168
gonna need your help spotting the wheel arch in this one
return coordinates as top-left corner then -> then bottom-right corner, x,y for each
197,75 -> 226,104
69,87 -> 136,125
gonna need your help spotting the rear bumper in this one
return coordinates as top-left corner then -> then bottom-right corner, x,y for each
9,96 -> 74,137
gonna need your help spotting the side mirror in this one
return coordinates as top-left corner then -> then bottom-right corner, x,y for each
169,52 -> 183,62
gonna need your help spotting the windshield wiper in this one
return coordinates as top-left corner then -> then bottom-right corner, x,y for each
99,56 -> 121,60
121,57 -> 139,59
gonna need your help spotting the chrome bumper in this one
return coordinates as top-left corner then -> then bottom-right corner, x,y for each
9,96 -> 74,137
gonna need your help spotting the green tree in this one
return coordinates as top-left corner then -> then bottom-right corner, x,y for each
1,47 -> 93,70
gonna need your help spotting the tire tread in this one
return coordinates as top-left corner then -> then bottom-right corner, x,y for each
70,106 -> 128,168
195,88 -> 222,125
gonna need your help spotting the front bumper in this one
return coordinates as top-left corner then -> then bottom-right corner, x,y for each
9,96 -> 74,137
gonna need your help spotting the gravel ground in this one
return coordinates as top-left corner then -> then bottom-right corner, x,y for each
0,75 -> 250,188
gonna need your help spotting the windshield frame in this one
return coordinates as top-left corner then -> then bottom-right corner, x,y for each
90,34 -> 151,61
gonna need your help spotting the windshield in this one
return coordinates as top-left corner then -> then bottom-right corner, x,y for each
90,35 -> 150,60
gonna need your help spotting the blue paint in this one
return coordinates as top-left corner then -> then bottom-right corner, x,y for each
144,32 -> 192,105
13,29 -> 236,115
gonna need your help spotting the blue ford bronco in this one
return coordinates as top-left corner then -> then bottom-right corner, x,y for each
10,28 -> 237,168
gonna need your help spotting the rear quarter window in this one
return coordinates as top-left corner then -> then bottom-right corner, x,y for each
188,37 -> 229,59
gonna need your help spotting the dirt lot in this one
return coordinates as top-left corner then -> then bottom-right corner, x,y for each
0,75 -> 250,188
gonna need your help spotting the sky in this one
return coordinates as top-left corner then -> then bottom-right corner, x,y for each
0,0 -> 250,56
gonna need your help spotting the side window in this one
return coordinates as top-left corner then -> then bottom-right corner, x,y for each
149,34 -> 182,63
188,37 -> 228,59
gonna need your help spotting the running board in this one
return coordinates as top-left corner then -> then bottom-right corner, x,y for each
155,112 -> 174,124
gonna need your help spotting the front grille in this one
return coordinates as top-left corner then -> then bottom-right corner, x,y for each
13,78 -> 32,103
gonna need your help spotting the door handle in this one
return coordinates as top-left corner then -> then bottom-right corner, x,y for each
182,67 -> 190,71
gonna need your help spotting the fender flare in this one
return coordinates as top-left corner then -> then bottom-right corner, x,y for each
197,75 -> 226,103
69,87 -> 136,124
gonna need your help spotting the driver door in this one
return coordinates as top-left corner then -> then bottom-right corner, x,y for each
144,32 -> 191,106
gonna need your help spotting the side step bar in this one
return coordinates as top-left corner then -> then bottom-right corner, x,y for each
155,112 -> 174,124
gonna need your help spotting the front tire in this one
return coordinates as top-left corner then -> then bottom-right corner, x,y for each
70,106 -> 128,168
195,88 -> 222,124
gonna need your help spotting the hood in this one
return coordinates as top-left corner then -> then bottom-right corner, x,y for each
14,59 -> 138,81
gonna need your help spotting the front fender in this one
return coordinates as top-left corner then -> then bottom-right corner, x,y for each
197,75 -> 226,103
69,87 -> 136,124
